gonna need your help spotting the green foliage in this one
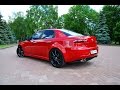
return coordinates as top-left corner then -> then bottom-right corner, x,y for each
27,5 -> 58,29
0,44 -> 16,49
8,12 -> 27,41
56,14 -> 65,28
8,5 -> 58,41
95,12 -> 110,44
102,5 -> 120,44
62,5 -> 99,35
0,13 -> 16,45
113,21 -> 120,44
7,5 -> 120,45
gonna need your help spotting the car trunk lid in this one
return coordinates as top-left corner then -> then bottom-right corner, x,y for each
68,36 -> 97,47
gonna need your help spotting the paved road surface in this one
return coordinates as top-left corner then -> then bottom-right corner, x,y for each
0,45 -> 120,85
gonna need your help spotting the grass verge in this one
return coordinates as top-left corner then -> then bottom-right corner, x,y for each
0,44 -> 17,49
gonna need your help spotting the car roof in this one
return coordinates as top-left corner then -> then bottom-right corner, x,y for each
37,29 -> 62,32
37,29 -> 83,36
43,29 -> 62,31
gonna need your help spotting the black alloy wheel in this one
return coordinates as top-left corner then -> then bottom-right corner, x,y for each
50,49 -> 65,68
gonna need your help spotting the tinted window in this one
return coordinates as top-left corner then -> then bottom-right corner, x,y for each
62,31 -> 72,36
32,31 -> 43,40
41,30 -> 54,39
61,29 -> 83,36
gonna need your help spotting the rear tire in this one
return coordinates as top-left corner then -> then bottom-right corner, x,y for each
49,48 -> 65,68
17,46 -> 24,57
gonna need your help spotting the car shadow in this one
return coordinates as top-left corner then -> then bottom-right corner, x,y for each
21,56 -> 93,69
24,56 -> 51,65
63,61 -> 93,69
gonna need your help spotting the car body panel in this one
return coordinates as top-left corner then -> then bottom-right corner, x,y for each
18,29 -> 98,63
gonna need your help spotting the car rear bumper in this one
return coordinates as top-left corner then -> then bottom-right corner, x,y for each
64,46 -> 98,62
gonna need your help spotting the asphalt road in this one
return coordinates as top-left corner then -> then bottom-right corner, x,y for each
0,45 -> 120,85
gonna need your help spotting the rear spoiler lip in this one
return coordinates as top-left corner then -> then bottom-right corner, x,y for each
73,36 -> 97,43
73,39 -> 87,43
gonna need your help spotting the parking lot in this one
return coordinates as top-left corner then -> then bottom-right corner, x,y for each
0,45 -> 120,85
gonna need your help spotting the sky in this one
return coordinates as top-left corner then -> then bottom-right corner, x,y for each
0,5 -> 104,22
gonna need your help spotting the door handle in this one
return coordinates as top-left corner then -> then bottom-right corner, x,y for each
33,41 -> 37,43
31,41 -> 37,43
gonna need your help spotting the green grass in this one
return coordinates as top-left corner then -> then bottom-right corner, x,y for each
0,44 -> 17,49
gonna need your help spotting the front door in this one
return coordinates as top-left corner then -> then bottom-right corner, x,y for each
33,30 -> 55,59
30,30 -> 43,55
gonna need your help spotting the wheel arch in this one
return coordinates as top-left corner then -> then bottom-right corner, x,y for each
49,47 -> 66,62
49,42 -> 67,61
17,45 -> 24,52
49,47 -> 66,67
49,47 -> 63,55
18,45 -> 22,48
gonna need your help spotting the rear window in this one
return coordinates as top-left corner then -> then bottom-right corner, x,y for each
60,29 -> 84,36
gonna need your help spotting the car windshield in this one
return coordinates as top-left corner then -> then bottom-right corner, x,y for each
60,29 -> 84,36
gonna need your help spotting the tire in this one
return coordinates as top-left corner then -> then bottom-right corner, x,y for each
17,46 -> 24,57
49,48 -> 65,68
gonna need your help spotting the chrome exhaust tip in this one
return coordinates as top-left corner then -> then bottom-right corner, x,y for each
80,59 -> 86,62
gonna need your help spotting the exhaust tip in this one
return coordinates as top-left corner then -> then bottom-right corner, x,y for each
80,59 -> 86,62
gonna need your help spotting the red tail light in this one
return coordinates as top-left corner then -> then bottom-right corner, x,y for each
73,39 -> 87,43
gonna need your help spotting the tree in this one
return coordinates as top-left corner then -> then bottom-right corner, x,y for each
62,5 -> 99,35
0,13 -> 16,44
8,12 -> 26,41
8,5 -> 58,41
102,5 -> 120,43
26,5 -> 58,29
0,14 -> 4,44
113,21 -> 120,44
95,12 -> 110,44
56,14 -> 65,28
7,25 -> 16,43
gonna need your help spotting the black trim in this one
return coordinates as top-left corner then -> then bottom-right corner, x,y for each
1,0 -> 120,5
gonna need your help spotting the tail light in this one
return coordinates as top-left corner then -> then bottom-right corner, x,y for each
73,39 -> 87,43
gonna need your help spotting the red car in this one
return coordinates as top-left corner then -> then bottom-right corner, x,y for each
17,29 -> 98,68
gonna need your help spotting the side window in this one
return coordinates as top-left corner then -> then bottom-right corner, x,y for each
41,30 -> 54,39
62,31 -> 72,36
32,31 -> 43,40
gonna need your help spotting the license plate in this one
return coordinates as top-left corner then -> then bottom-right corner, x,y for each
90,50 -> 97,54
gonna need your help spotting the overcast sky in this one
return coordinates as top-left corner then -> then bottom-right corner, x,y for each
0,5 -> 104,22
